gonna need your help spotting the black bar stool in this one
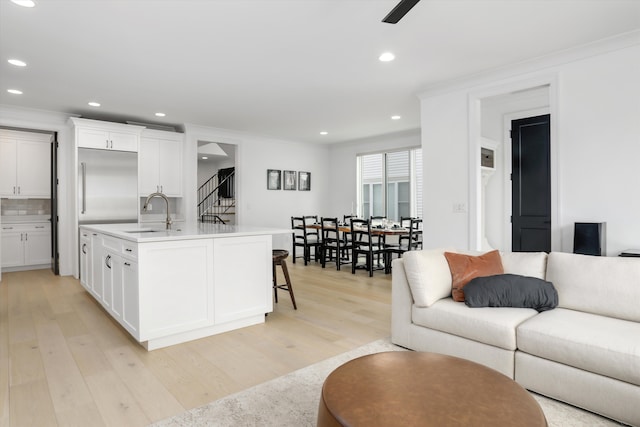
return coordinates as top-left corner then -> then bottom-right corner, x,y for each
272,249 -> 297,309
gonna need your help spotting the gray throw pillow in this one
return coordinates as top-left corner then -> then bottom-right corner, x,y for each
464,274 -> 558,312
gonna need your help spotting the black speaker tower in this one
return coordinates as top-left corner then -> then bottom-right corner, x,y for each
573,222 -> 606,256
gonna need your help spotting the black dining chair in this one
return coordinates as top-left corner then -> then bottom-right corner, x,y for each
350,218 -> 389,276
398,217 -> 423,251
369,215 -> 390,250
320,217 -> 352,270
387,218 -> 423,270
291,215 -> 321,265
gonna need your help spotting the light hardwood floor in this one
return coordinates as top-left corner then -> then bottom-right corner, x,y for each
0,257 -> 392,426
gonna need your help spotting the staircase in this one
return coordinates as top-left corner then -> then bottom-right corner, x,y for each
198,168 -> 236,224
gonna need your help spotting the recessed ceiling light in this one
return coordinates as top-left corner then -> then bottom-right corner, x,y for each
320,131 -> 328,135
88,101 -> 100,107
391,115 -> 401,120
8,59 -> 27,67
11,0 -> 35,7
201,156 -> 208,160
155,112 -> 166,117
379,52 -> 395,62
7,89 -> 23,95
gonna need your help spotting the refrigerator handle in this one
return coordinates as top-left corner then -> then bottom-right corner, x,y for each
81,162 -> 87,214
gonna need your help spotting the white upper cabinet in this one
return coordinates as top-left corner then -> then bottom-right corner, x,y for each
0,130 -> 50,198
70,117 -> 144,152
139,130 -> 183,197
78,128 -> 138,151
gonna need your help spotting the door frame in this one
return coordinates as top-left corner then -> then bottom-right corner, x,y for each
468,73 -> 560,252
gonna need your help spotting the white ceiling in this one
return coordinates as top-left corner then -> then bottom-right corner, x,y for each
1,0 -> 639,144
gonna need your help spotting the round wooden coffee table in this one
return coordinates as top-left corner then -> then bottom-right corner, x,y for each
317,351 -> 547,427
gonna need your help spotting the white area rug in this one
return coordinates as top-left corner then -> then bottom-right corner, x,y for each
152,339 -> 624,427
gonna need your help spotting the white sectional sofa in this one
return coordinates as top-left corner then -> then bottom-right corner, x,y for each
391,249 -> 640,426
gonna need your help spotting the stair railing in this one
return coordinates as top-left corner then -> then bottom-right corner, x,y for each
197,170 -> 236,222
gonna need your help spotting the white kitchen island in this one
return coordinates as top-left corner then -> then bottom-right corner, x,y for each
79,222 -> 289,350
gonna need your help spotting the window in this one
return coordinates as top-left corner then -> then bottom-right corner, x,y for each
357,148 -> 422,221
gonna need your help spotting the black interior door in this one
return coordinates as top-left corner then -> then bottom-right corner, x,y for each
511,114 -> 551,252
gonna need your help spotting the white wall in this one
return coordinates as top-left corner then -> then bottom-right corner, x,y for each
557,45 -> 640,255
419,34 -> 640,255
420,91 -> 471,249
184,124 -> 330,250
327,129 -> 421,220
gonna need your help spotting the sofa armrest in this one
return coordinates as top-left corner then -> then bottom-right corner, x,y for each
391,258 -> 413,348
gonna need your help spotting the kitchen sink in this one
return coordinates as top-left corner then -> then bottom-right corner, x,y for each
124,228 -> 183,234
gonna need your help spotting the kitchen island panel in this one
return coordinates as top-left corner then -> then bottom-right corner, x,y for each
213,235 -> 273,324
138,239 -> 214,342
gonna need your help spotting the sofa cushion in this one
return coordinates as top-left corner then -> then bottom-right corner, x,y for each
412,298 -> 538,351
403,249 -> 454,307
517,308 -> 640,386
546,252 -> 640,322
500,251 -> 548,279
464,274 -> 558,312
444,250 -> 504,302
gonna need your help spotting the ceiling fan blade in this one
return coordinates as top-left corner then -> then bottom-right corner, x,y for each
382,0 -> 421,24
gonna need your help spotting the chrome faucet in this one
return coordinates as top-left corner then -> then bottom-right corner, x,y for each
143,192 -> 172,230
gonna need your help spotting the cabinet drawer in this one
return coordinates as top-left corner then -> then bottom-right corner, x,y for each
102,236 -> 121,252
122,242 -> 138,260
102,235 -> 138,260
2,223 -> 51,233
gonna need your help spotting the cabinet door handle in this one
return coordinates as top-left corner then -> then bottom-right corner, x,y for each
106,139 -> 109,149
82,243 -> 87,254
17,186 -> 20,195
124,262 -> 131,267
35,226 -> 45,229
105,255 -> 112,269
125,248 -> 132,252
13,186 -> 16,194
2,226 -> 13,230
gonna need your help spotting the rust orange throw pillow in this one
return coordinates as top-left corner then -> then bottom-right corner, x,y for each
444,250 -> 504,302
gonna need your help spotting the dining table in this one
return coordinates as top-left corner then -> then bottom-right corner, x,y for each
306,223 -> 409,236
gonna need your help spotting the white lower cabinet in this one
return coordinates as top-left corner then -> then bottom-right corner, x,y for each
90,232 -> 104,300
121,259 -> 139,337
1,223 -> 51,269
0,229 -> 23,267
94,235 -> 140,339
79,231 -> 92,292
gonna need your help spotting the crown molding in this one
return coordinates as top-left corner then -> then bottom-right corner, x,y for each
418,30 -> 640,99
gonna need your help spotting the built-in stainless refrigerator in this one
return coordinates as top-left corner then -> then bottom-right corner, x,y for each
78,148 -> 138,224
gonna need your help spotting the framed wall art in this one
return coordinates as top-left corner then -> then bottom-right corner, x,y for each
267,169 -> 281,190
283,170 -> 297,190
298,171 -> 311,191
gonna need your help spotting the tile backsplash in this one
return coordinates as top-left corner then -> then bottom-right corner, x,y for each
1,198 -> 51,216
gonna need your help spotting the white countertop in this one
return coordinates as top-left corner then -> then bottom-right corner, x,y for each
80,222 -> 290,243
